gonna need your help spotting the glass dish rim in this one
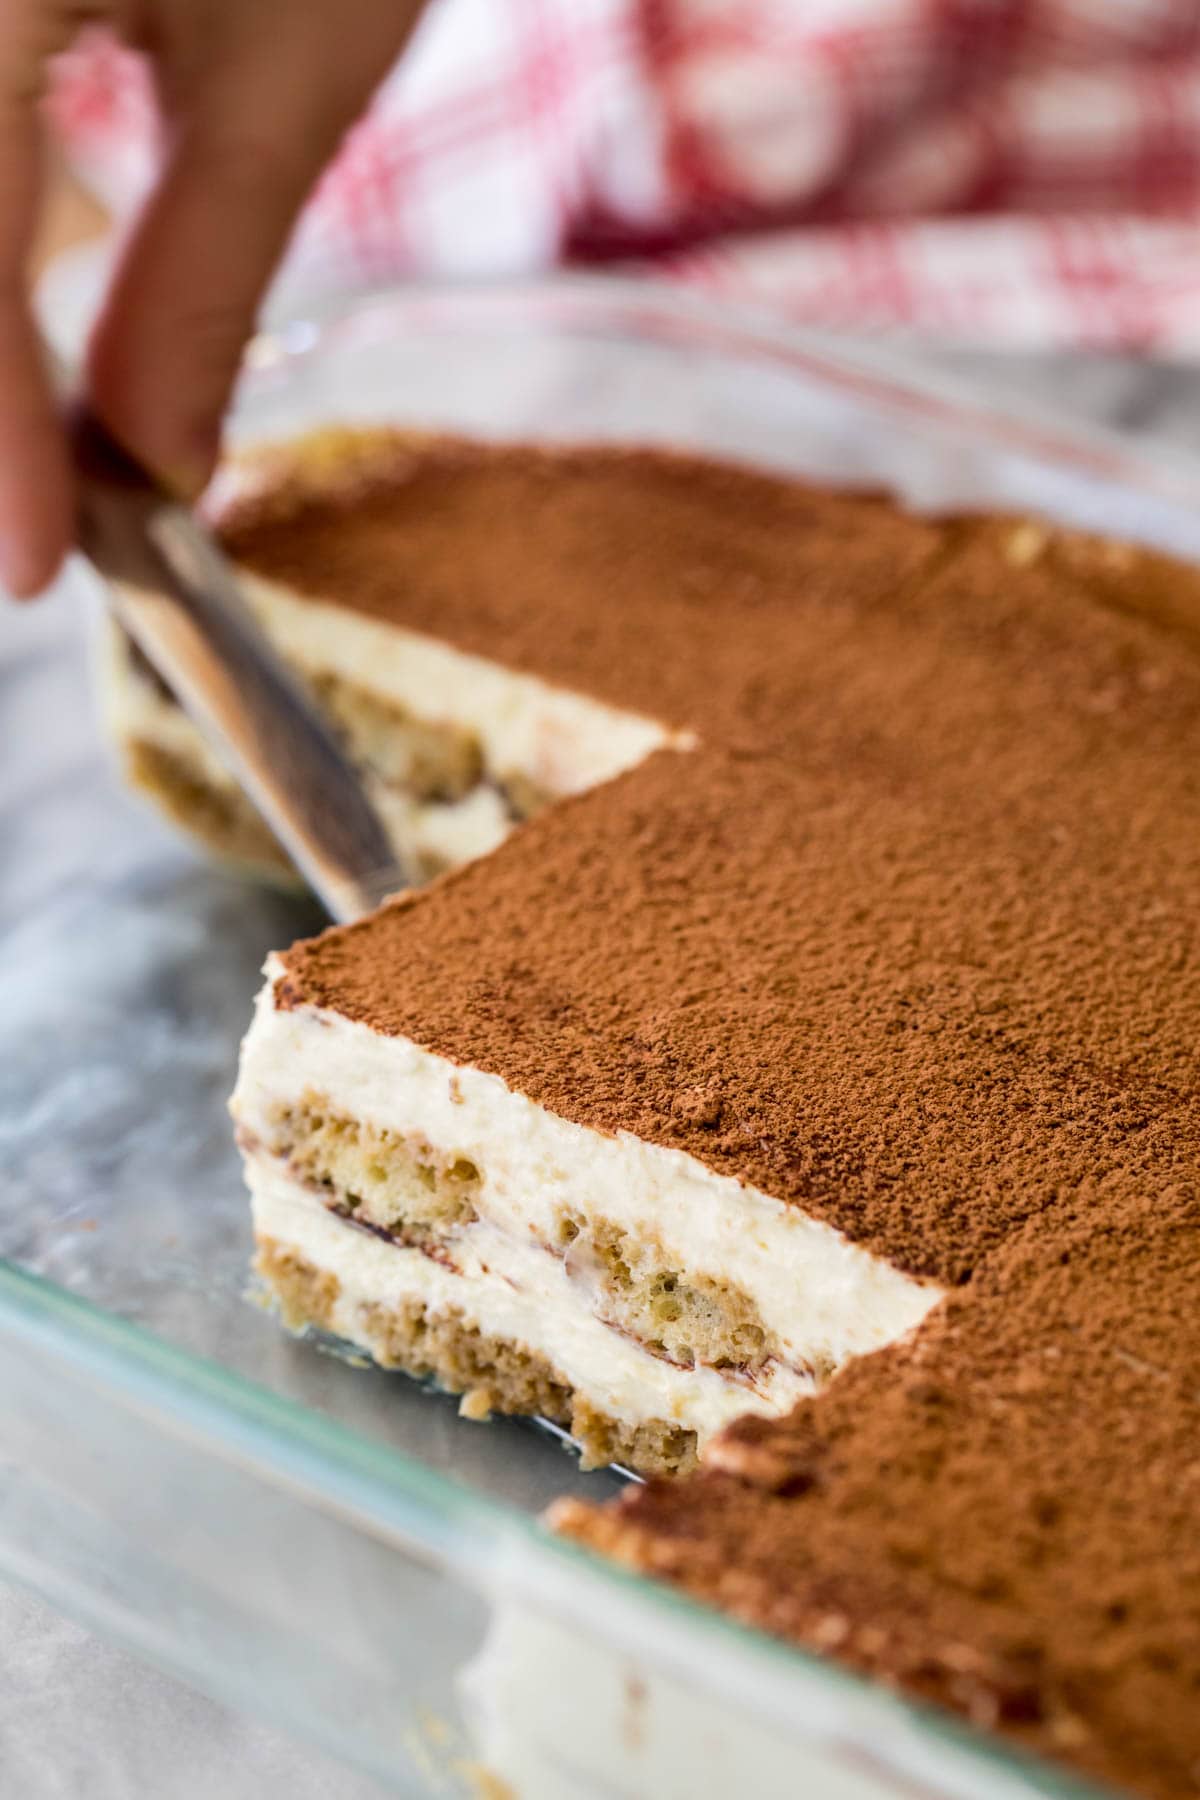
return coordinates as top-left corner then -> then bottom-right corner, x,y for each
10,271 -> 1175,1800
239,270 -> 1200,511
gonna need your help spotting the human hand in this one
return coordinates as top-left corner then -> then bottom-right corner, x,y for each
0,0 -> 424,596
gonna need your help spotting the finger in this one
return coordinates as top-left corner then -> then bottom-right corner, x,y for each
86,7 -> 418,497
86,116 -> 320,496
0,99 -> 72,596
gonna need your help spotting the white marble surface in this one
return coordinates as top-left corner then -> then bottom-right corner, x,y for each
6,340 -> 1199,1798
0,1585 -> 390,1800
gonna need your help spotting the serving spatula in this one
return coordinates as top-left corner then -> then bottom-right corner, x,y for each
69,404 -> 408,923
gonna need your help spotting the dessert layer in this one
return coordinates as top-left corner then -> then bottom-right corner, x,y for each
235,569 -> 674,803
257,1235 -> 699,1477
251,1164 -> 706,1473
233,963 -> 939,1464
107,644 -> 510,881
100,549 -> 672,879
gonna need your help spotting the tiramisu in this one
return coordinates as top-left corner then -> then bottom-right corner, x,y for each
205,432 -> 1197,1794
100,434 -> 675,882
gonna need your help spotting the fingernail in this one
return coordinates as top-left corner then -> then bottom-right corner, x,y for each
94,415 -> 218,505
157,461 -> 210,504
165,420 -> 223,502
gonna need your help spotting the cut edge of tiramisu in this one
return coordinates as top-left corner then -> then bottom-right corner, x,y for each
231,953 -> 942,1474
97,430 -> 679,884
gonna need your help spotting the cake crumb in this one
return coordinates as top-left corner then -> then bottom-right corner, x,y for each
456,1764 -> 515,1800
1004,522 -> 1048,565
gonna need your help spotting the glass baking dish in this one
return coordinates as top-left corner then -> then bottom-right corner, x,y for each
4,278 -> 1197,1800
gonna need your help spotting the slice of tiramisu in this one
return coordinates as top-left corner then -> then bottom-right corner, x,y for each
99,434 -> 678,882
221,439 -> 963,1470
101,431 -> 950,887
232,799 -> 944,1472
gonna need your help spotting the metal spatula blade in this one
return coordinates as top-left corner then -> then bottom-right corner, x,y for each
70,409 -> 409,923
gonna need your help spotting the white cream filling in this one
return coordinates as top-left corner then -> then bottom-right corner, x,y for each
370,782 -> 512,872
102,634 -> 515,873
237,572 -> 682,798
100,574 -> 683,874
248,1155 -> 806,1443
234,961 -> 942,1442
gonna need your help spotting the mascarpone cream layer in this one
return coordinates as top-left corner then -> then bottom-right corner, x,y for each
234,963 -> 942,1443
238,572 -> 681,797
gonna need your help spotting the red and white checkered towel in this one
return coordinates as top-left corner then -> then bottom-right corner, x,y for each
48,0 -> 1200,353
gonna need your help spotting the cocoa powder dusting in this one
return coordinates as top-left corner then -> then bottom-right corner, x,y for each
234,438 -> 1200,1798
221,435 -> 945,740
